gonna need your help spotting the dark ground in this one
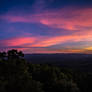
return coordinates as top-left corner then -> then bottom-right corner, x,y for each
24,53 -> 92,72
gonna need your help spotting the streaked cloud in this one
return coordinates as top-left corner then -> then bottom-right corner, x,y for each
0,37 -> 36,47
0,7 -> 92,31
0,1 -> 92,53
0,29 -> 92,53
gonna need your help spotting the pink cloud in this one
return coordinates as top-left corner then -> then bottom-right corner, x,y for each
1,7 -> 92,31
1,30 -> 92,48
39,8 -> 92,30
1,6 -> 92,53
32,31 -> 92,47
0,30 -> 92,53
0,37 -> 36,47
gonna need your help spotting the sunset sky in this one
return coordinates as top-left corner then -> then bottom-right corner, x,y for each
0,0 -> 92,53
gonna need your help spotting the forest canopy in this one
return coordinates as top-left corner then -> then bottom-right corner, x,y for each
0,49 -> 92,92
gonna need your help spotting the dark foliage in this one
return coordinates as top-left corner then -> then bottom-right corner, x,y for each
0,49 -> 92,92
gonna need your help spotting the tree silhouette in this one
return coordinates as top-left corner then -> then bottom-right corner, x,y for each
0,52 -> 6,60
0,49 -> 44,92
0,49 -> 92,92
7,49 -> 24,60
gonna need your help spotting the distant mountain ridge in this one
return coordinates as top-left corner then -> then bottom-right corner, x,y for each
24,54 -> 92,72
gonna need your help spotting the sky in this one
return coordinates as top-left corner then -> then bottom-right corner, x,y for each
0,0 -> 92,53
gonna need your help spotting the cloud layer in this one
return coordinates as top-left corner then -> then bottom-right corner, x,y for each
0,1 -> 92,53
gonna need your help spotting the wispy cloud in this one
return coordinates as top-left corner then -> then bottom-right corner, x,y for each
0,5 -> 92,53
0,37 -> 36,47
0,30 -> 92,48
0,7 -> 92,31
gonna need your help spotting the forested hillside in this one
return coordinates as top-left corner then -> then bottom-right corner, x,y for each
0,50 -> 92,92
